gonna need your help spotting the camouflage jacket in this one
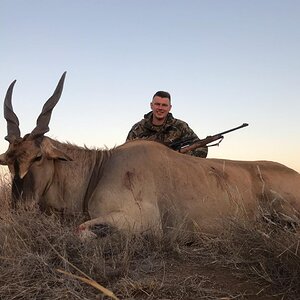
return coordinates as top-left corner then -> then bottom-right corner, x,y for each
126,112 -> 208,158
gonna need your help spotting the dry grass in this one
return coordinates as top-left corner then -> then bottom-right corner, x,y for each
0,175 -> 299,299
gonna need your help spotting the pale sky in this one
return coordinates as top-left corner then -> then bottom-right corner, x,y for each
1,0 -> 300,172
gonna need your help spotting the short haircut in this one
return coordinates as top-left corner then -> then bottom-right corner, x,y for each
152,91 -> 171,103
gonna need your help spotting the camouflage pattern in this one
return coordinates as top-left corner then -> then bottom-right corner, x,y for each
126,112 -> 208,158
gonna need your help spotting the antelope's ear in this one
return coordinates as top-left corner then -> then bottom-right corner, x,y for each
0,153 -> 7,165
41,138 -> 73,161
46,147 -> 73,161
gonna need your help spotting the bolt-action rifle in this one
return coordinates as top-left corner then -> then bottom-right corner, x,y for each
169,123 -> 249,154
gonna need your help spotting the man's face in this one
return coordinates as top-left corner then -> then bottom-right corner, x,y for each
150,96 -> 172,124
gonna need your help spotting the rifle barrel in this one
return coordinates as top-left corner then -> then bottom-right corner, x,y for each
218,123 -> 248,136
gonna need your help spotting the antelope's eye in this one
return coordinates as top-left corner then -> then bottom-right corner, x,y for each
33,155 -> 42,162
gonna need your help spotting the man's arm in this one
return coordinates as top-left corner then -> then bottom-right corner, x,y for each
176,121 -> 208,158
126,122 -> 147,141
126,127 -> 137,141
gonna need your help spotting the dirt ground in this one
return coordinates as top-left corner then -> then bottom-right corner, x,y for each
105,244 -> 281,300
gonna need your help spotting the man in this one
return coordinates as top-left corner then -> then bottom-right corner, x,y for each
126,91 -> 208,158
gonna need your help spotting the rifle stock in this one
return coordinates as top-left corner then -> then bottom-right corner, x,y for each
178,123 -> 248,154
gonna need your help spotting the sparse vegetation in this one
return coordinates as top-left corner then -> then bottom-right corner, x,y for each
0,174 -> 299,300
